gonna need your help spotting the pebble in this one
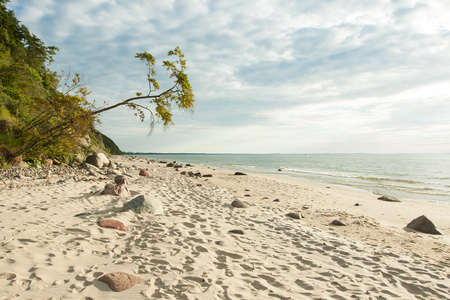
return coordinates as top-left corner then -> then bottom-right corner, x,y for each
0,165 -> 90,189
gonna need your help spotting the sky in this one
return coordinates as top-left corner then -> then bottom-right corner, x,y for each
8,0 -> 450,153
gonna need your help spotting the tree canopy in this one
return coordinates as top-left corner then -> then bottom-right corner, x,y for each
0,1 -> 195,164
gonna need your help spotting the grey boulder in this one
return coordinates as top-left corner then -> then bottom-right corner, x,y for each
122,195 -> 163,215
86,154 -> 104,168
406,215 -> 442,235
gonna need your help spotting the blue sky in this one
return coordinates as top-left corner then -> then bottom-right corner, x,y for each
9,0 -> 450,153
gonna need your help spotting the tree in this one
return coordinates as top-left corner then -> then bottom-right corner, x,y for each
0,1 -> 195,162
92,46 -> 195,130
10,47 -> 196,159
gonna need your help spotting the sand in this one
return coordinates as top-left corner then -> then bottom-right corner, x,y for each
0,155 -> 449,299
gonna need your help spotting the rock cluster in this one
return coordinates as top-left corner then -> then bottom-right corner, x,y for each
100,175 -> 131,197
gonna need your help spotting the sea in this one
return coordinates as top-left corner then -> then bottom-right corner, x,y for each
133,153 -> 450,204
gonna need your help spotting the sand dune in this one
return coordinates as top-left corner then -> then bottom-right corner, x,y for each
0,156 -> 449,299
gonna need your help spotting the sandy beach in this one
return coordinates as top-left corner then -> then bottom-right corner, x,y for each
1,155 -> 449,299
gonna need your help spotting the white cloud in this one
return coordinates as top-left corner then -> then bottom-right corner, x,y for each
8,0 -> 450,153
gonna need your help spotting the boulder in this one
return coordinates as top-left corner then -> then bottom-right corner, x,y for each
86,154 -> 103,168
107,167 -> 122,175
96,153 -> 110,166
98,219 -> 127,231
81,162 -> 100,173
286,212 -> 301,220
98,271 -> 144,292
139,169 -> 150,177
100,183 -> 131,197
406,215 -> 442,235
122,195 -> 163,214
115,184 -> 131,197
114,175 -> 129,185
331,219 -> 347,226
101,184 -> 116,195
231,199 -> 249,208
42,159 -> 53,166
234,172 -> 247,176
378,195 -> 401,202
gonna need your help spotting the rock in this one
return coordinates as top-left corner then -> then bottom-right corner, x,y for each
202,174 -> 213,178
406,215 -> 442,235
123,173 -> 136,179
81,162 -> 100,173
42,159 -> 53,166
273,199 -> 280,202
98,219 -> 127,231
122,195 -> 163,214
331,219 -> 347,226
98,271 -> 144,292
114,175 -> 129,185
139,169 -> 150,176
101,184 -> 116,195
231,199 -> 249,208
228,229 -> 244,235
354,203 -> 361,206
0,273 -> 16,280
378,195 -> 401,202
86,154 -> 104,168
244,194 -> 251,197
286,212 -> 301,220
74,212 -> 93,217
107,167 -> 122,175
96,153 -> 110,166
115,184 -> 131,197
100,183 -> 131,197
234,172 -> 247,176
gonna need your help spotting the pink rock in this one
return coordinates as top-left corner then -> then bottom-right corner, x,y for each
97,219 -> 127,231
139,169 -> 150,176
115,183 -> 131,197
101,184 -> 117,195
100,183 -> 131,197
98,271 -> 144,292
114,175 -> 129,185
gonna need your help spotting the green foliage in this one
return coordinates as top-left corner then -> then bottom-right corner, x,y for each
0,155 -> 10,168
100,132 -> 123,155
0,2 -> 195,164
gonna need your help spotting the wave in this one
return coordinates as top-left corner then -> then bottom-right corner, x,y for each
357,177 -> 421,185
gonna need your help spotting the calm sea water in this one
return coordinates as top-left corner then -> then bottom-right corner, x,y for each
135,153 -> 450,204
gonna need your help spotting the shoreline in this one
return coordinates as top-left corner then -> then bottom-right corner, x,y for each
172,159 -> 450,259
136,153 -> 450,205
1,155 -> 449,299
